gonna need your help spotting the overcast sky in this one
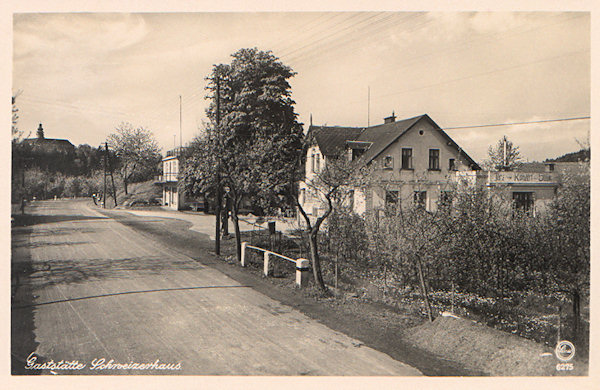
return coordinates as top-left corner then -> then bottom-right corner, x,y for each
13,11 -> 590,163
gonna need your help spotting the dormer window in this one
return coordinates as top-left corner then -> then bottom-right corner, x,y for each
346,141 -> 372,161
352,148 -> 365,161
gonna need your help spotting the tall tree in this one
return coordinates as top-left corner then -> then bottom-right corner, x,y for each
485,135 -> 522,171
186,48 -> 303,263
107,122 -> 161,194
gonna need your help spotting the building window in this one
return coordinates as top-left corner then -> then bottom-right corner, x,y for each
414,191 -> 426,209
429,149 -> 440,170
513,192 -> 534,215
310,154 -> 315,173
385,190 -> 399,208
439,191 -> 453,207
315,154 -> 321,173
352,148 -> 365,161
449,158 -> 456,171
401,148 -> 413,170
383,156 -> 394,169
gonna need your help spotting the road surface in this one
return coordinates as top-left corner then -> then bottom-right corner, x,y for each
123,207 -> 298,239
11,199 -> 420,375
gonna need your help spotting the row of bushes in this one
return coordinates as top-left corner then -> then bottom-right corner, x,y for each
316,171 -> 589,332
11,167 -> 113,201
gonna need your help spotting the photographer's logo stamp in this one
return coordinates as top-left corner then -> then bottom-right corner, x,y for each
555,340 -> 575,371
555,340 -> 575,362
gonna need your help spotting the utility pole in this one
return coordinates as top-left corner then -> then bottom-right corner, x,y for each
105,142 -> 118,207
503,136 -> 507,170
222,191 -> 229,237
215,71 -> 222,255
103,144 -> 107,209
179,95 -> 183,150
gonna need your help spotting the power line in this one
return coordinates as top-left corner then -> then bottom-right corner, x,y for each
283,13 -> 420,66
310,13 -> 585,88
279,12 -> 389,60
443,116 -> 590,130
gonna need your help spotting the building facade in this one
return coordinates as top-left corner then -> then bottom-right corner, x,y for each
454,168 -> 558,215
456,161 -> 589,215
299,114 -> 481,218
299,114 -> 588,220
157,147 -> 186,210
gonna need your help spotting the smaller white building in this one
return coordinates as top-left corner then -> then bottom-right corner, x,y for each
454,163 -> 563,215
158,147 -> 186,210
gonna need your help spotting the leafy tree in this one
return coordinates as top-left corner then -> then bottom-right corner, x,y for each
544,165 -> 590,334
107,122 -> 161,194
71,144 -> 98,175
485,135 -> 522,171
186,49 -> 303,263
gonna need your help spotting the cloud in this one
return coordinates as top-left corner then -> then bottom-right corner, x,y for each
15,14 -> 148,55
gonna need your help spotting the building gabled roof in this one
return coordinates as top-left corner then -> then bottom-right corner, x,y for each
309,114 -> 481,170
354,115 -> 424,164
307,125 -> 363,157
357,114 -> 481,170
22,137 -> 75,152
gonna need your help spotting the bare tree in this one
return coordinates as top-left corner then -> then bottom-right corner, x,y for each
290,149 -> 372,292
107,122 -> 161,195
485,135 -> 522,171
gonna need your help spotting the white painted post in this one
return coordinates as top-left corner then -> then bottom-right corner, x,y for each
296,258 -> 310,288
263,251 -> 271,277
241,242 -> 247,267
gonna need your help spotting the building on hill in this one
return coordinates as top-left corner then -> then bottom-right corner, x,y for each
21,123 -> 75,154
299,113 -> 481,218
19,123 -> 76,174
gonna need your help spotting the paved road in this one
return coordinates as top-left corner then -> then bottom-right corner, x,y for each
11,200 -> 420,375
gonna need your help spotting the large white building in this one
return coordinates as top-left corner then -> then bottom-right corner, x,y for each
298,114 -> 481,217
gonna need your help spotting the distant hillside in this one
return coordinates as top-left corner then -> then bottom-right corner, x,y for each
545,148 -> 590,163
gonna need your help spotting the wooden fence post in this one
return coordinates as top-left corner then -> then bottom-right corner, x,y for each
296,258 -> 310,288
263,251 -> 271,277
241,242 -> 247,267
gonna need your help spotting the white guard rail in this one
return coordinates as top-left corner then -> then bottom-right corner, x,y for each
241,242 -> 310,288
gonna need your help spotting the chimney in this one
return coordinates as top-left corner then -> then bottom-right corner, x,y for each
384,111 -> 396,124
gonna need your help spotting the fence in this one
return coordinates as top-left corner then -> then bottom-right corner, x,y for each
241,242 -> 310,288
